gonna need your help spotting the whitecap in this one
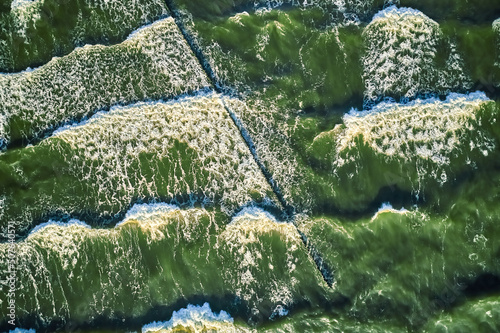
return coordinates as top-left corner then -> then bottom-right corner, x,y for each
10,0 -> 37,10
125,17 -> 172,41
27,219 -> 91,238
345,91 -> 489,118
363,6 -> 472,103
493,18 -> 500,32
231,206 -> 278,225
371,202 -> 409,221
117,203 -> 180,227
370,5 -> 427,22
141,303 -> 234,332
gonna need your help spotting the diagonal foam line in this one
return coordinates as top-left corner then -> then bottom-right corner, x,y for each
219,97 -> 294,216
163,0 -> 221,92
164,0 -> 334,287
163,0 -> 292,214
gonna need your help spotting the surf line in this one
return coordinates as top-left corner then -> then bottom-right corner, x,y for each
162,0 -> 292,214
163,0 -> 334,287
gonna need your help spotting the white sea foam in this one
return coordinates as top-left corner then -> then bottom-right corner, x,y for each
345,91 -> 489,118
371,202 -> 408,221
219,209 -> 301,316
0,18 -> 209,148
0,114 -> 7,149
119,203 -> 180,226
493,18 -> 500,32
363,6 -> 471,103
50,111 -> 107,136
228,11 -> 251,26
0,196 -> 5,221
10,0 -> 37,10
142,303 -> 234,332
46,93 -> 274,216
370,5 -> 426,22
51,92 -> 212,136
126,16 -> 170,41
114,203 -> 203,241
334,92 -> 494,166
231,206 -> 278,224
19,203 -> 211,241
27,219 -> 91,238
271,304 -> 289,317
21,218 -> 93,271
224,209 -> 298,247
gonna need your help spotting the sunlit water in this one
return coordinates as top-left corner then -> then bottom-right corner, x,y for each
1,0 -> 500,332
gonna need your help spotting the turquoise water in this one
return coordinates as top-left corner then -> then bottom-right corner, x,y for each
1,0 -> 500,332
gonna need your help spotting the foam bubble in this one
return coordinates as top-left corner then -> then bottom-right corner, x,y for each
224,209 -> 299,247
228,11 -> 251,26
51,91 -> 213,136
126,18 -> 168,41
271,304 -> 289,317
345,91 -> 489,118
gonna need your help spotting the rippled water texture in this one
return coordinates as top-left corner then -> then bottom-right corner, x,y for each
1,0 -> 500,332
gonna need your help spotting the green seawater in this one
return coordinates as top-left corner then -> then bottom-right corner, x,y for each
0,0 -> 168,72
0,17 -> 210,148
0,94 -> 276,235
1,0 -> 500,332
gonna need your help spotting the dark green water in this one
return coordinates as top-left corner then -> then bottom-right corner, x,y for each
1,0 -> 500,332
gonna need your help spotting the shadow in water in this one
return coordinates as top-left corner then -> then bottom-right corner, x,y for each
1,291 -> 351,333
